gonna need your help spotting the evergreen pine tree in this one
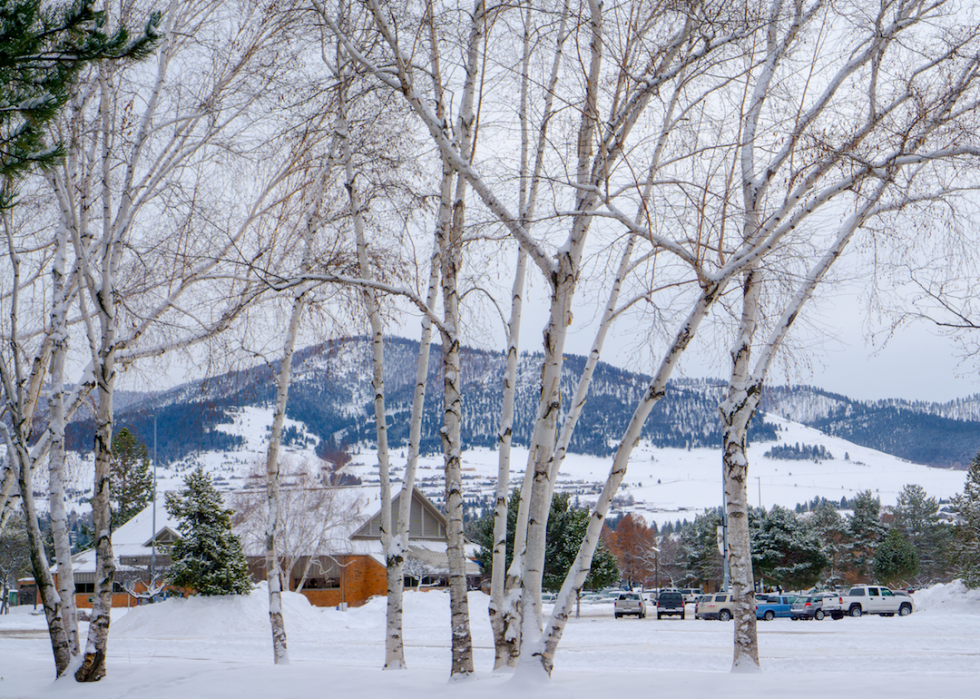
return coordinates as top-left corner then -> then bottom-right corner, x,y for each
165,467 -> 252,596
809,503 -> 848,586
844,490 -> 886,581
681,510 -> 723,588
950,450 -> 980,588
471,490 -> 619,592
872,527 -> 919,586
751,506 -> 828,589
109,428 -> 154,529
893,483 -> 950,584
0,0 -> 160,205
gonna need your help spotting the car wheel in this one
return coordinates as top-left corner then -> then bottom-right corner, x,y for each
719,609 -> 732,622
657,613 -> 662,620
640,612 -> 646,619
899,604 -> 912,617
764,610 -> 775,621
850,606 -> 862,618
681,612 -> 686,620
615,613 -> 621,619
832,612 -> 844,620
883,613 -> 894,617
814,609 -> 825,621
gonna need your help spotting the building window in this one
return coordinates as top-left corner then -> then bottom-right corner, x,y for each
299,577 -> 340,590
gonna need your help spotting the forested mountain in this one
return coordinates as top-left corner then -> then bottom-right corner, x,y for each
64,337 -> 980,469
762,386 -> 980,468
66,337 -> 775,463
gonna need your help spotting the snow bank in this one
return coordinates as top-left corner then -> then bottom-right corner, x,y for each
911,580 -> 980,614
112,582 -> 328,638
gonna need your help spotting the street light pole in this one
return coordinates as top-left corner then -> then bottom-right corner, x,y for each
151,415 -> 157,593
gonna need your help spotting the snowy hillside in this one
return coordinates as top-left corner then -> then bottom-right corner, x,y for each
60,406 -> 967,528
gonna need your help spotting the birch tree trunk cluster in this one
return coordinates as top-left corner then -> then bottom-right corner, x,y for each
2,0 -> 980,684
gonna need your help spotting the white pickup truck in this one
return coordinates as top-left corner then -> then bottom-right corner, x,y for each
840,585 -> 914,617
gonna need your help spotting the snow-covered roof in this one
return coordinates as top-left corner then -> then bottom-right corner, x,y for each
68,485 -> 477,576
70,500 -> 179,575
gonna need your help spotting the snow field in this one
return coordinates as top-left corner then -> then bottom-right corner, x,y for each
3,583 -> 980,699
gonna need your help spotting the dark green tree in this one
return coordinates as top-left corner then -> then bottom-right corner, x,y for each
893,483 -> 951,584
808,502 -> 848,587
472,490 -> 619,592
950,450 -> 980,588
751,506 -> 828,590
0,0 -> 160,205
0,513 -> 31,613
165,467 -> 252,596
872,527 -> 919,586
109,428 -> 153,529
844,490 -> 886,581
681,509 -> 723,588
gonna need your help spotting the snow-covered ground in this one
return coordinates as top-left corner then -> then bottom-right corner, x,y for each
3,583 -> 980,698
55,407 -> 968,528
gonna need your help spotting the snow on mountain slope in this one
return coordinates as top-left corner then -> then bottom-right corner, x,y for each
70,407 -> 966,528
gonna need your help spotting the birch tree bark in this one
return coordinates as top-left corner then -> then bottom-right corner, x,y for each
1,431 -> 72,676
716,0 -> 980,671
261,243 -> 319,665
338,71 -> 398,670
46,219 -> 80,657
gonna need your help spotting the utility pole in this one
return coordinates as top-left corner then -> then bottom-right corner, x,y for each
151,414 -> 157,595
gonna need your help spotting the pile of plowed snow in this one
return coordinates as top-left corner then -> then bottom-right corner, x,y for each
112,582 -> 332,638
910,580 -> 980,614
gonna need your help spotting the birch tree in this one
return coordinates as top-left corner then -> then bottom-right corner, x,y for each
0,1 -> 160,675
318,0 -> 766,674
711,0 -> 980,671
29,0 -> 314,681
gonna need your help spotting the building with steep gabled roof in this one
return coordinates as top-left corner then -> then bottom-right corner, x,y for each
64,485 -> 479,609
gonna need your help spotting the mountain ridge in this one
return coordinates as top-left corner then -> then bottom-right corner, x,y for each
65,336 -> 980,469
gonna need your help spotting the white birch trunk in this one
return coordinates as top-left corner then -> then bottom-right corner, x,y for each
719,265 -> 763,672
439,283 -> 473,677
263,294 -> 307,665
388,221 -> 443,669
331,45 -> 399,667
46,223 -> 80,656
2,431 -> 72,677
530,283 -> 722,676
75,342 -> 117,682
489,246 -> 527,669
519,0 -> 605,653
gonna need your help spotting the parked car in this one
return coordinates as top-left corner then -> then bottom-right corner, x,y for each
789,593 -> 844,620
840,585 -> 914,617
614,592 -> 647,619
696,593 -> 734,621
755,595 -> 798,621
679,588 -> 704,605
656,591 -> 686,619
